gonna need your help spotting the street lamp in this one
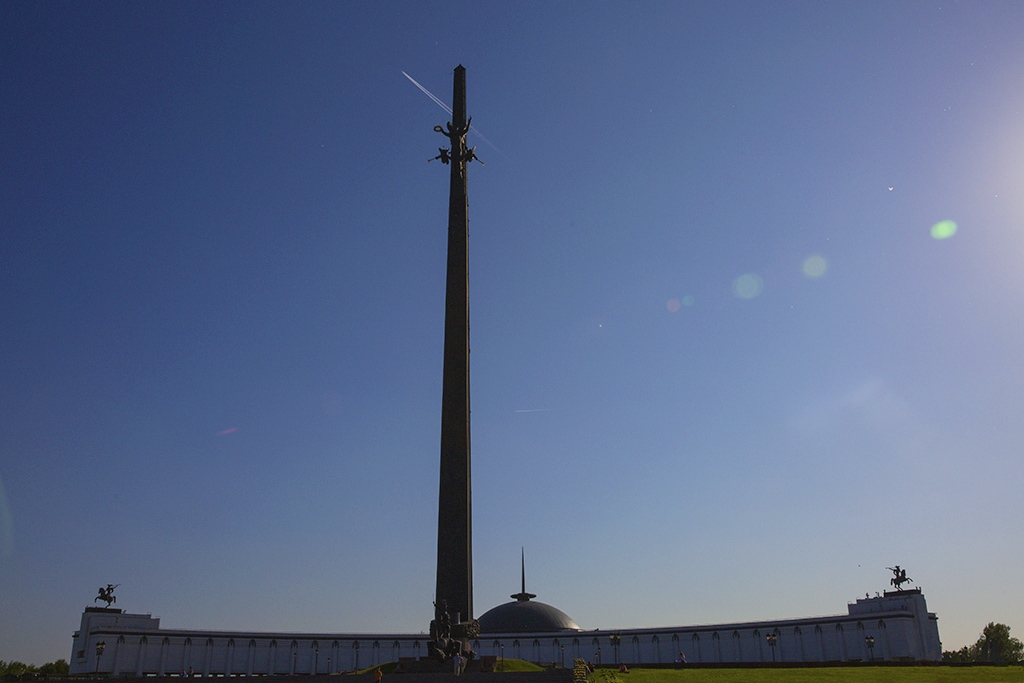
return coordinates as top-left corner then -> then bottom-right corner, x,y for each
865,635 -> 875,662
314,645 -> 319,675
596,647 -> 602,665
499,643 -> 504,670
611,635 -> 621,665
560,645 -> 564,668
766,632 -> 778,663
95,641 -> 106,674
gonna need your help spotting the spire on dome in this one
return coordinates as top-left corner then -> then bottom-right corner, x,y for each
511,547 -> 537,602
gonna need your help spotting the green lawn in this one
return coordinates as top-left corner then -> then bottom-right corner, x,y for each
495,658 -> 545,672
590,667 -> 1024,683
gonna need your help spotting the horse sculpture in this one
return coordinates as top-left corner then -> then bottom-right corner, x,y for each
887,566 -> 912,591
95,584 -> 119,607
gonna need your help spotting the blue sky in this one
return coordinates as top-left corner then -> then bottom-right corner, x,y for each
3,0 -> 1023,665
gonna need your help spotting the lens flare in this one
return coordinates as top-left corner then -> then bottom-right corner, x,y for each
667,298 -> 681,312
732,273 -> 764,299
930,220 -> 958,239
802,254 -> 828,278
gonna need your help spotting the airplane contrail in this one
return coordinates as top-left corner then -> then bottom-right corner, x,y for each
402,71 -> 452,116
401,70 -> 509,161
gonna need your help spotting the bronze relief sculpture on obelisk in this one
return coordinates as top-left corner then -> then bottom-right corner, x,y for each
428,65 -> 483,663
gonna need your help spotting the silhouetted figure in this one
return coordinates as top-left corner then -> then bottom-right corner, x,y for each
95,584 -> 119,607
887,565 -> 912,590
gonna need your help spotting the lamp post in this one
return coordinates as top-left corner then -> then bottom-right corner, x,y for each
766,632 -> 777,663
865,635 -> 875,662
596,647 -> 601,666
610,635 -> 621,666
314,645 -> 319,675
499,643 -> 504,670
95,641 -> 106,674
560,645 -> 564,668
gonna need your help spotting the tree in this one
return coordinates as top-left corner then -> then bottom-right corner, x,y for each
943,622 -> 1023,664
942,645 -> 977,663
977,622 -> 1023,664
37,660 -> 69,676
0,661 -> 31,677
1,659 -> 70,679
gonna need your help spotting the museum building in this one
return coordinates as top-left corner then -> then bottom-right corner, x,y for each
70,589 -> 940,675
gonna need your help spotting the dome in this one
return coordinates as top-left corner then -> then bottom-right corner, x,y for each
477,550 -> 580,634
477,599 -> 581,634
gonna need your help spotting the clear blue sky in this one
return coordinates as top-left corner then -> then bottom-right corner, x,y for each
3,0 -> 1023,665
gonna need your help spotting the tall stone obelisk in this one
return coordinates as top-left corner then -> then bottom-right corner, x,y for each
431,65 -> 477,650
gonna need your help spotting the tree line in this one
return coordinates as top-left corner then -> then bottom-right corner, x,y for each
942,622 -> 1023,664
0,660 -> 69,680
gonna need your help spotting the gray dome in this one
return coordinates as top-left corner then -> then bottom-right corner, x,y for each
479,549 -> 580,634
477,599 -> 581,634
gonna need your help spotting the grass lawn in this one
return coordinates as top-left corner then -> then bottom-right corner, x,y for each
495,659 -> 545,672
590,667 -> 1024,683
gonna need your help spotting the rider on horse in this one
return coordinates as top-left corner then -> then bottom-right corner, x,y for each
95,584 -> 120,607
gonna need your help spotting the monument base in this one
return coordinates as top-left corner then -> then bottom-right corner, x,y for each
398,655 -> 497,674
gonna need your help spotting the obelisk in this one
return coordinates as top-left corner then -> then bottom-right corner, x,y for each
433,65 -> 474,636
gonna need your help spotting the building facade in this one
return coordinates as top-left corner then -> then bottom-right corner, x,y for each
70,590 -> 940,675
